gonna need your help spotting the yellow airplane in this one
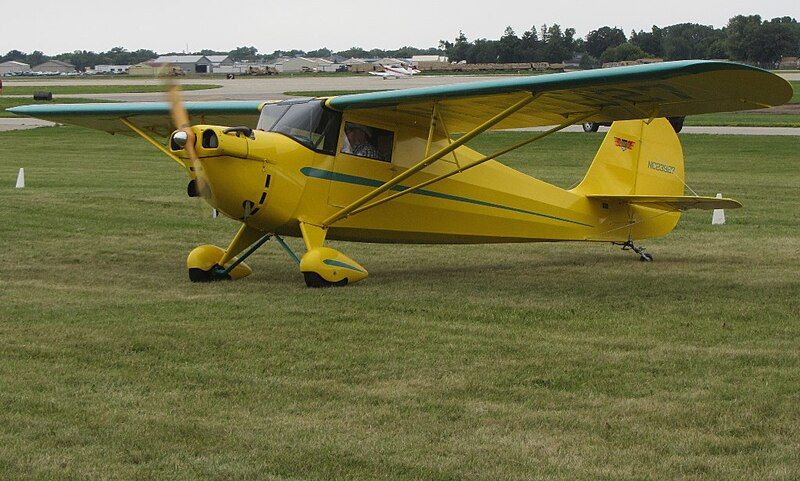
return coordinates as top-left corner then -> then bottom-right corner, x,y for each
9,61 -> 792,287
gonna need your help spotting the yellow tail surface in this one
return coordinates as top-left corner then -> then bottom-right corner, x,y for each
573,118 -> 685,240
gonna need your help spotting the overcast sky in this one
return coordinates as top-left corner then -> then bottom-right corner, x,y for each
3,0 -> 797,55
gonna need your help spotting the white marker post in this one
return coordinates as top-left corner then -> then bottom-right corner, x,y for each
712,193 -> 726,225
15,168 -> 25,188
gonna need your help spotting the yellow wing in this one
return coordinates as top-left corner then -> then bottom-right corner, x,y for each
326,60 -> 792,131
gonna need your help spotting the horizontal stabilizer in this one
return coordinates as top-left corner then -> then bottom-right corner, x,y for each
587,195 -> 742,211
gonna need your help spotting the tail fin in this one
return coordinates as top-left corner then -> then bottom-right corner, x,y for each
573,118 -> 684,197
574,118 -> 685,241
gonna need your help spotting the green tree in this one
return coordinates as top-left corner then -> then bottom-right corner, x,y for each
306,48 -> 332,58
541,24 -> 575,63
726,15 -> 763,61
662,23 -> 725,60
601,43 -> 647,62
498,26 -> 520,63
450,31 -> 471,62
518,26 -> 541,61
750,17 -> 800,65
585,26 -> 626,58
466,38 -> 500,63
630,26 -> 664,57
228,46 -> 259,61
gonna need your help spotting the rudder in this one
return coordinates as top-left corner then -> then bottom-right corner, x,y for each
573,119 -> 685,241
573,118 -> 684,197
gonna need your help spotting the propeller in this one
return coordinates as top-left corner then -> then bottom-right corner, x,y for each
165,74 -> 208,198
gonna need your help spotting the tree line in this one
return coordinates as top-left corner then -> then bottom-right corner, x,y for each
2,14 -> 797,71
442,15 -> 799,67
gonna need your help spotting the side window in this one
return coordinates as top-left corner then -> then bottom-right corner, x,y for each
341,122 -> 394,162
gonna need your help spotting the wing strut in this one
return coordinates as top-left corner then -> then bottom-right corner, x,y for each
120,118 -> 189,171
341,111 -> 596,219
322,93 -> 539,226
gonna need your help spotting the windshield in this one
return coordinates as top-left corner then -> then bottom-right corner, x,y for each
256,100 -> 342,154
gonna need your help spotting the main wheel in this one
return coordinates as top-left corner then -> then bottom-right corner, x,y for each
582,122 -> 600,133
303,272 -> 348,288
188,265 -> 231,282
640,253 -> 654,262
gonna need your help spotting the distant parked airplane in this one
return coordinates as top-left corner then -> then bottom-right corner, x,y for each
369,64 -> 421,79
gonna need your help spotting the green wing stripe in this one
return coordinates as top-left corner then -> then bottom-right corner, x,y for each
322,259 -> 366,273
301,167 -> 593,227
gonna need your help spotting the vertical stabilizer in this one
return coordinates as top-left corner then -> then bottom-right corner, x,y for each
573,118 -> 684,197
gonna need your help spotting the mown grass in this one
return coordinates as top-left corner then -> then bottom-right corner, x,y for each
1,84 -> 220,95
0,127 -> 798,480
685,112 -> 800,127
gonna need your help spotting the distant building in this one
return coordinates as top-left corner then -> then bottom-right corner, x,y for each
779,56 -> 799,69
152,55 -> 213,74
276,57 -> 340,72
0,60 -> 30,75
31,60 -> 75,73
410,55 -> 448,63
207,55 -> 234,70
94,65 -> 130,74
410,55 -> 449,70
373,58 -> 410,67
128,62 -> 179,76
327,54 -> 348,64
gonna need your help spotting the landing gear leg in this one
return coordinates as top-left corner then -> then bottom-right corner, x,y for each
298,222 -> 368,288
614,239 -> 653,262
187,224 -> 270,282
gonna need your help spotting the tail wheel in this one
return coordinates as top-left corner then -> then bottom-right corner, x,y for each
668,117 -> 685,133
582,122 -> 600,132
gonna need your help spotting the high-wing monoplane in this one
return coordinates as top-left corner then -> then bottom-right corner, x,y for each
9,61 -> 792,286
368,64 -> 421,79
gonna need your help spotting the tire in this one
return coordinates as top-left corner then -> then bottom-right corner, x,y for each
668,117 -> 685,133
188,266 -> 230,282
303,272 -> 348,288
582,122 -> 600,133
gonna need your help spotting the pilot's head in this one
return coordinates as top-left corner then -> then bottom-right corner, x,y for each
345,125 -> 370,145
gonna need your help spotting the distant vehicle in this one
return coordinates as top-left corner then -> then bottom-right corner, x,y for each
246,65 -> 278,76
369,65 -> 421,79
583,116 -> 685,133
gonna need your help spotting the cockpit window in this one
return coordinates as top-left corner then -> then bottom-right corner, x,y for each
341,122 -> 394,162
256,100 -> 341,155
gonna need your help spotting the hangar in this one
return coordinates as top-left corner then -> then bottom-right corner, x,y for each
152,55 -> 213,74
207,55 -> 233,70
0,60 -> 31,75
31,60 -> 75,74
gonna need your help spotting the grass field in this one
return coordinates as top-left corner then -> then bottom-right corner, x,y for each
684,112 -> 800,127
1,127 -> 798,480
1,84 -> 220,95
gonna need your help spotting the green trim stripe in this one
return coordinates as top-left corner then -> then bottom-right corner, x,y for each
7,100 -> 263,117
300,167 -> 592,227
323,258 -> 366,273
